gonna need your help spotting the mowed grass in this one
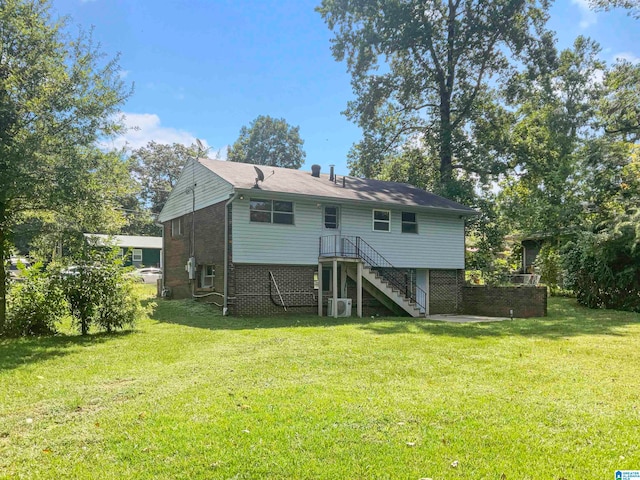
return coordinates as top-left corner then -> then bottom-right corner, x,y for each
1,289 -> 640,479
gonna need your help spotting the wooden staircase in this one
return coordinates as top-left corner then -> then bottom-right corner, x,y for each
320,235 -> 428,318
346,264 -> 423,318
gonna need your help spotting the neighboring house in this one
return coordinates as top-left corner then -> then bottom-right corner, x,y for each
84,234 -> 162,268
158,159 -> 477,317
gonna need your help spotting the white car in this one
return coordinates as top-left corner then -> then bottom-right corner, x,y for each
133,267 -> 162,284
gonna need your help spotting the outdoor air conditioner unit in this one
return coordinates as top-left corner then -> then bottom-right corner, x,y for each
328,298 -> 352,317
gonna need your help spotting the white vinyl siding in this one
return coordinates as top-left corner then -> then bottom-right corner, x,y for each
233,198 -> 319,264
158,159 -> 234,223
232,198 -> 465,269
340,206 -> 464,269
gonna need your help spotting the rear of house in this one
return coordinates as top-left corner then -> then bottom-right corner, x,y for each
158,159 -> 476,317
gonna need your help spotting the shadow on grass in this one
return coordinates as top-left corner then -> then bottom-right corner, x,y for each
0,330 -> 135,372
151,297 -> 640,340
150,298 -> 385,330
360,297 -> 640,339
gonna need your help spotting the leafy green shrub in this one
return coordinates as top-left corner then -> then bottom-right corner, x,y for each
561,222 -> 640,311
59,248 -> 146,335
4,262 -> 68,337
534,242 -> 566,295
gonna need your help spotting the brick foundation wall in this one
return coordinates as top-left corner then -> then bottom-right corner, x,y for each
231,264 -> 318,316
229,264 -> 396,317
163,201 -> 226,301
462,286 -> 547,318
429,269 -> 464,314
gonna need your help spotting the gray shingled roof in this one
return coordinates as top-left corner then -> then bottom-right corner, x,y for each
199,158 -> 477,215
84,234 -> 162,249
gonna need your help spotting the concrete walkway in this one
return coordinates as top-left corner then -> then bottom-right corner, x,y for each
426,314 -> 510,323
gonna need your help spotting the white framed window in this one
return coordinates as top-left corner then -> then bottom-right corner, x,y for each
324,206 -> 339,229
401,212 -> 418,234
372,209 -> 390,232
171,217 -> 182,237
132,249 -> 143,262
250,199 -> 294,225
118,248 -> 124,258
200,265 -> 215,288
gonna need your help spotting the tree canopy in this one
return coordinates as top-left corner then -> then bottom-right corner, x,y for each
0,0 -> 130,329
228,115 -> 306,169
318,0 -> 549,199
130,141 -> 198,214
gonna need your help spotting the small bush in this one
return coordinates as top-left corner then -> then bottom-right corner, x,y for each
534,244 -> 563,289
4,248 -> 151,337
58,247 -> 146,335
4,262 -> 68,337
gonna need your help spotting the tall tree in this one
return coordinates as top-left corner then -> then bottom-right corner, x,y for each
600,61 -> 640,140
130,141 -> 197,214
0,0 -> 129,330
589,0 -> 640,17
228,115 -> 306,169
498,36 -> 604,237
318,0 -> 549,199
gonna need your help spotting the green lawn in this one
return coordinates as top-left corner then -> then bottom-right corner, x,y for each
1,289 -> 639,479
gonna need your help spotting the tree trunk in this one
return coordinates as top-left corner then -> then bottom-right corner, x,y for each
439,91 -> 454,196
0,223 -> 6,333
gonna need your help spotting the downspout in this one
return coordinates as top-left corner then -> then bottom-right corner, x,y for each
156,221 -> 165,294
223,192 -> 238,315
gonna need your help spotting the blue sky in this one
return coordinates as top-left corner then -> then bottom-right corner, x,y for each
52,0 -> 639,175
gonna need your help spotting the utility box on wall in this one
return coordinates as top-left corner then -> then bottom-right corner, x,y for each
185,257 -> 196,280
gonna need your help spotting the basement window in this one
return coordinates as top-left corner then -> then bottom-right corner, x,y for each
401,212 -> 418,234
250,199 -> 294,225
372,209 -> 390,232
199,265 -> 215,289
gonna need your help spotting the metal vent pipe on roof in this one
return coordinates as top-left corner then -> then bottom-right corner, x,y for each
329,165 -> 335,182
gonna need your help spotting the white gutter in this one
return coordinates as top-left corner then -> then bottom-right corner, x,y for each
223,192 -> 238,315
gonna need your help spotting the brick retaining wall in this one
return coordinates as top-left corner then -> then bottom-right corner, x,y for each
462,286 -> 547,318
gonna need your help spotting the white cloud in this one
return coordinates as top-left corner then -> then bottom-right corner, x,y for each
103,112 -> 209,152
614,51 -> 640,64
119,70 -> 130,79
571,0 -> 597,28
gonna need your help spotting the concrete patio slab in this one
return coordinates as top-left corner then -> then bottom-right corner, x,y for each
426,314 -> 510,323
